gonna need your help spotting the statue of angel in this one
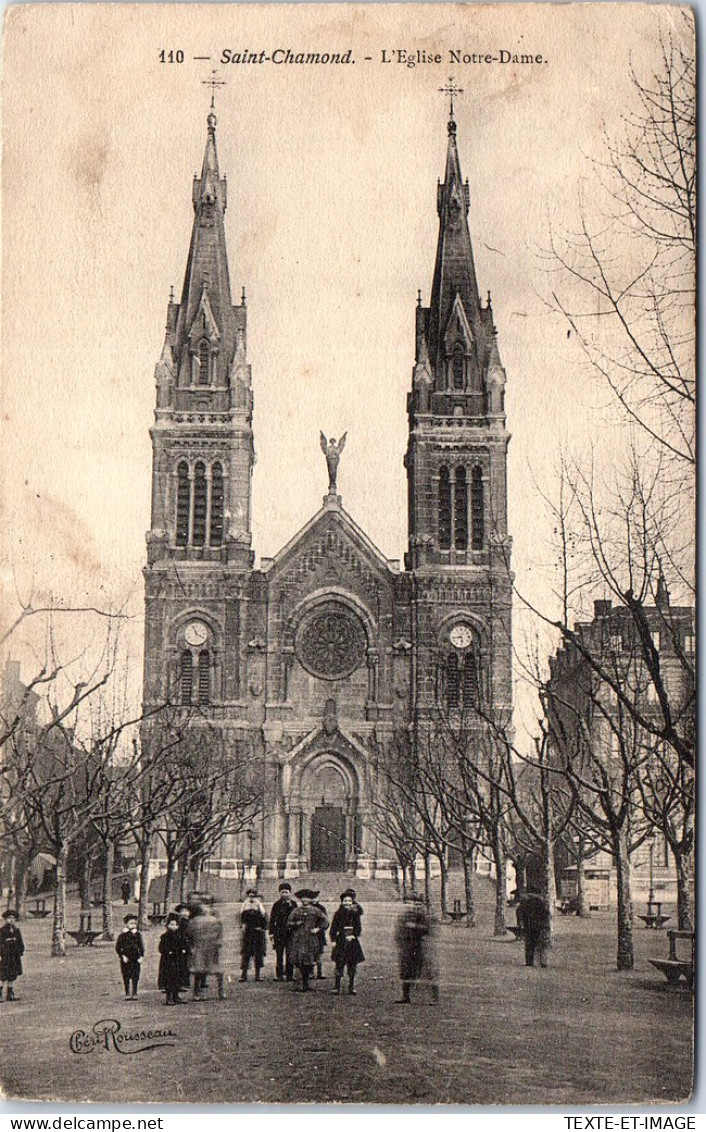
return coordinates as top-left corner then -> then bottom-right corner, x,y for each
320,431 -> 347,494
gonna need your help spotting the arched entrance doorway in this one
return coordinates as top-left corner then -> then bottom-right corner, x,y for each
301,757 -> 355,872
310,806 -> 346,871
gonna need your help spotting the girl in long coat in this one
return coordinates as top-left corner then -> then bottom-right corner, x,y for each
158,914 -> 183,1005
0,910 -> 25,1001
329,892 -> 364,995
287,890 -> 328,992
240,890 -> 267,981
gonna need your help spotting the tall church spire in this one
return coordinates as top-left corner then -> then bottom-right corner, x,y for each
427,111 -> 483,376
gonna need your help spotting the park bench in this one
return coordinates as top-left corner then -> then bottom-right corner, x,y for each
67,910 -> 101,947
447,899 -> 467,924
639,900 -> 670,929
148,902 -> 166,925
649,929 -> 693,989
28,898 -> 51,918
507,924 -> 523,939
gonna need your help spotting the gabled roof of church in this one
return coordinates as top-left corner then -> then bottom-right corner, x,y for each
261,495 -> 399,580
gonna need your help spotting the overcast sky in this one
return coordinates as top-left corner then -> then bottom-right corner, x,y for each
1,3 -> 688,733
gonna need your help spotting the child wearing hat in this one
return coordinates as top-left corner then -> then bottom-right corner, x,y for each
330,891 -> 365,995
0,910 -> 25,1001
115,913 -> 145,1000
240,889 -> 267,982
287,890 -> 328,992
268,883 -> 297,982
158,914 -> 184,1005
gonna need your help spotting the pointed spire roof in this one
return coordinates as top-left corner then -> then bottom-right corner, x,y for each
427,112 -> 482,373
171,109 -> 238,383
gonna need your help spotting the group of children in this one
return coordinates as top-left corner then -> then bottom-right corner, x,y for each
114,884 -> 367,1004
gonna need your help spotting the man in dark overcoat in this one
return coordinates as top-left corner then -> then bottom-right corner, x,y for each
394,894 -> 438,1004
240,889 -> 267,981
268,883 -> 297,981
158,914 -> 184,1005
175,904 -> 193,991
0,909 -> 25,1001
519,889 -> 550,967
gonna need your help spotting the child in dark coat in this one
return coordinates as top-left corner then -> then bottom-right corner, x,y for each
0,909 -> 25,1001
330,891 -> 365,996
158,914 -> 184,1005
115,913 -> 145,999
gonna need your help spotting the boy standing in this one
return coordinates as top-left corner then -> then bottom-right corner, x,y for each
115,913 -> 145,1000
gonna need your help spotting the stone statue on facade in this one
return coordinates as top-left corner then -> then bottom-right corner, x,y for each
320,431 -> 347,495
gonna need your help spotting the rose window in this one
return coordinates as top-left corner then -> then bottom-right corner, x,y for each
296,604 -> 366,680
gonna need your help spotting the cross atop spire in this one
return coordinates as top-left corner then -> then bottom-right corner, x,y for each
438,76 -> 464,130
202,69 -> 227,111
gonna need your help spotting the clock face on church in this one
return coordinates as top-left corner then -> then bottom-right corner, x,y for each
184,620 -> 209,647
449,623 -> 474,650
296,604 -> 366,681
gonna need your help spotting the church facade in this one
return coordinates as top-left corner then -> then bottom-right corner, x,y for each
142,104 -> 513,879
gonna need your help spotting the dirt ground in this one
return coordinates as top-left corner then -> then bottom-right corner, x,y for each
0,894 -> 693,1106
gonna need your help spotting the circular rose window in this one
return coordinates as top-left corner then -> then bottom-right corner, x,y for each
296,604 -> 366,681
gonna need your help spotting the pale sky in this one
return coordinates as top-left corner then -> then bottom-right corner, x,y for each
1,3 -> 690,734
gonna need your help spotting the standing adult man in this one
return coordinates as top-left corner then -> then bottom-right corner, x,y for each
394,894 -> 439,1005
519,889 -> 550,968
268,883 -> 297,981
240,889 -> 268,982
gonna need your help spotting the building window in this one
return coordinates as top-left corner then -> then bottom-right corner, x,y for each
439,466 -> 452,550
176,462 -> 190,546
197,650 -> 210,705
454,466 -> 468,550
193,462 -> 207,546
471,466 -> 484,550
684,632 -> 695,655
197,340 -> 210,385
180,651 -> 193,706
452,344 -> 465,390
210,463 -> 224,546
446,653 -> 460,708
462,652 -> 478,705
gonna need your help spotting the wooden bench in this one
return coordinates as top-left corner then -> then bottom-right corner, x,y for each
507,924 -> 524,940
68,911 -> 102,947
447,899 -> 467,924
649,929 -> 693,989
148,902 -> 166,926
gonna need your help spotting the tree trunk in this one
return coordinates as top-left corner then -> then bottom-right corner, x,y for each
51,842 -> 69,957
137,835 -> 152,932
163,855 -> 176,912
192,856 -> 203,892
79,852 -> 93,910
462,851 -> 476,927
614,827 -> 634,971
675,848 -> 694,931
492,834 -> 507,937
13,854 -> 28,920
438,853 -> 448,920
576,850 -> 589,917
423,854 -> 431,907
514,859 -> 527,894
178,857 -> 188,904
543,837 -> 557,945
101,839 -> 115,941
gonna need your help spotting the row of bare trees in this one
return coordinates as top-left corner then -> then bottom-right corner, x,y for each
0,609 -> 264,955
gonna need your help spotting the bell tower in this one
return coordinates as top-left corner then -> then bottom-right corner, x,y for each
143,107 -> 255,712
406,100 -> 513,718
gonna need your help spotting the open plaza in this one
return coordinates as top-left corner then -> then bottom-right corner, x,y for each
0,888 -> 693,1106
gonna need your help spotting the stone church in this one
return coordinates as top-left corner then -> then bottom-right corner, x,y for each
142,101 -> 513,879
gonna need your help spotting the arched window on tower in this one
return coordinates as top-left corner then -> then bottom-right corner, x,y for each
454,466 -> 468,550
197,340 -> 210,386
472,466 -> 484,550
176,462 -> 190,546
197,650 -> 211,705
439,466 -> 452,550
452,343 -> 465,390
462,651 -> 478,707
193,462 -> 207,546
210,463 -> 224,546
180,651 -> 193,706
446,653 -> 460,709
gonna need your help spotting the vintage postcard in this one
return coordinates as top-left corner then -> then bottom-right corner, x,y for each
0,3 -> 695,1106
